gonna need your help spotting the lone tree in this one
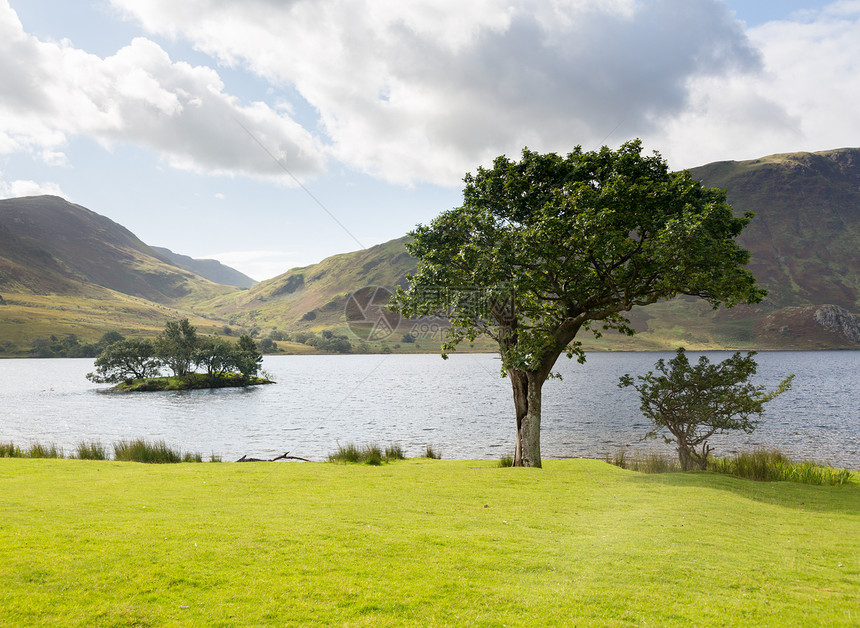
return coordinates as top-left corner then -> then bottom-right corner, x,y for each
619,348 -> 794,470
393,141 -> 764,467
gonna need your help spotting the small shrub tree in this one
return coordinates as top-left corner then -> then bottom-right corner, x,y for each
619,348 -> 794,471
86,338 -> 162,383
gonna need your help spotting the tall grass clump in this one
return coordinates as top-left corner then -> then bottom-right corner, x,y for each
328,442 -> 362,463
423,445 -> 441,460
113,439 -> 200,464
75,441 -> 108,460
0,442 -> 23,458
384,444 -> 405,461
498,453 -> 514,468
605,450 -> 680,474
328,442 -> 405,465
709,449 -> 854,486
26,443 -> 64,458
362,443 -> 383,466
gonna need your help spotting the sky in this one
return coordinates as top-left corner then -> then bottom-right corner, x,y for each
1,0 -> 858,281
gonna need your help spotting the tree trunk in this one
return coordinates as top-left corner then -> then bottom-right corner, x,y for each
510,369 -> 543,468
510,369 -> 527,465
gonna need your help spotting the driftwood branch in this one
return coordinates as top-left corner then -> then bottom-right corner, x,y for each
236,451 -> 311,463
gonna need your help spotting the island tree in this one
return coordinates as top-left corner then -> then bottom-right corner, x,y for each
619,348 -> 794,470
86,338 -> 161,383
155,319 -> 198,377
392,141 -> 765,467
233,334 -> 264,378
193,336 -> 237,379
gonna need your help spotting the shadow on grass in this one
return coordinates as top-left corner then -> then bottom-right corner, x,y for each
620,467 -> 860,514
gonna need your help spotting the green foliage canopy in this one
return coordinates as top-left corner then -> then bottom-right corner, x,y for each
233,334 -> 263,377
86,338 -> 161,383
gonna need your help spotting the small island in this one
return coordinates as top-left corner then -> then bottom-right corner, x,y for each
113,372 -> 273,392
87,319 -> 273,391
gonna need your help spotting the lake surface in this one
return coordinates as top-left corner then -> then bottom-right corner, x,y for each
1,352 -> 858,467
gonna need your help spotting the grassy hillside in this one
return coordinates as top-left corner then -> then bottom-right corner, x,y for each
0,288 -> 230,355
691,149 -> 860,310
2,148 -> 860,353
0,196 -> 244,354
196,237 -> 416,335
1,458 -> 857,626
192,149 -> 860,351
0,196 -> 237,304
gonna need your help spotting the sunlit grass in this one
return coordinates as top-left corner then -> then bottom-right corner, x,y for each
0,458 -> 856,626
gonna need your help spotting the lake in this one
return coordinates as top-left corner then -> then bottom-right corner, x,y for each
1,351 -> 858,467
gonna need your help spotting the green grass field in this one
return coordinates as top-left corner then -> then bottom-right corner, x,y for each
0,458 -> 857,627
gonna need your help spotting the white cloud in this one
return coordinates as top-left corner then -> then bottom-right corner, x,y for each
0,1 -> 326,182
655,1 -> 860,168
0,175 -> 67,199
109,0 -> 761,183
5,0 -> 858,189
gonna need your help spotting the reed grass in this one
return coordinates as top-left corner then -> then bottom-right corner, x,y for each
423,445 -> 442,459
606,447 -> 854,486
25,443 -> 64,459
74,441 -> 108,460
328,442 -> 407,465
605,449 -> 681,473
709,449 -> 854,486
384,443 -> 405,461
0,442 -> 23,458
113,439 -> 201,464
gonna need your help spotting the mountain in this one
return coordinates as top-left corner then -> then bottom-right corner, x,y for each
151,246 -> 257,288
196,148 -> 860,349
196,237 -> 415,332
0,196 -> 240,354
689,148 -> 860,348
2,147 -> 859,354
0,196 -> 236,304
690,148 -> 859,310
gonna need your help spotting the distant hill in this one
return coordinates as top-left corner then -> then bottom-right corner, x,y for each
151,246 -> 257,288
196,148 -> 860,349
0,196 -> 239,354
691,148 -> 860,310
196,237 -> 415,333
2,147 -> 859,353
689,148 -> 860,348
0,196 -> 235,304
